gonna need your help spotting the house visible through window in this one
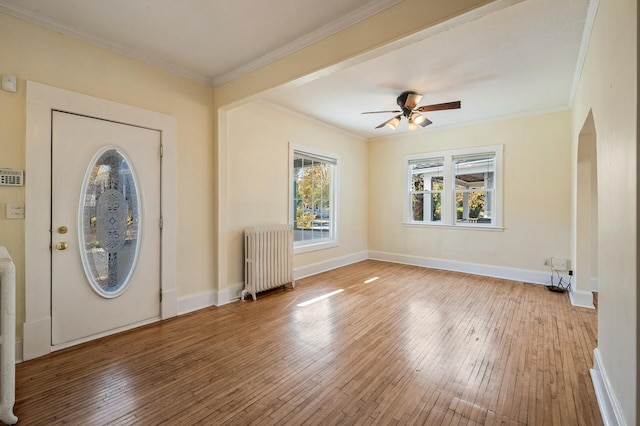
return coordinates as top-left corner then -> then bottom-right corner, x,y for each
291,147 -> 338,252
454,154 -> 495,223
406,145 -> 502,228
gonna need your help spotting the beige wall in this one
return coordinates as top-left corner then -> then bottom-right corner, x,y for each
368,111 -> 572,271
0,13 -> 217,337
571,0 -> 637,422
224,102 -> 368,288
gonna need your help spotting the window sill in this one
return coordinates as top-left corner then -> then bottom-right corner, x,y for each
402,222 -> 504,231
294,239 -> 339,255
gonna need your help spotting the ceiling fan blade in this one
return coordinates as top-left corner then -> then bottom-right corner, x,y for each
404,93 -> 422,109
416,101 -> 461,112
420,117 -> 433,127
409,112 -> 432,129
361,110 -> 402,115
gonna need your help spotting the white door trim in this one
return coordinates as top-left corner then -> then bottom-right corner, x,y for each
24,81 -> 178,360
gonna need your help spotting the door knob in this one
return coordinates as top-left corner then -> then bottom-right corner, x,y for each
56,242 -> 68,251
58,226 -> 68,234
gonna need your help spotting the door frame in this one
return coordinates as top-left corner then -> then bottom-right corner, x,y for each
24,81 -> 178,360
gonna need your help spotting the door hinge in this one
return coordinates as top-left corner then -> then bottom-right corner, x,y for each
159,216 -> 163,229
160,290 -> 163,302
160,144 -> 164,158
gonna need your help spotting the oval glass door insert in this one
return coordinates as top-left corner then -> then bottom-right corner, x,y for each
79,147 -> 142,298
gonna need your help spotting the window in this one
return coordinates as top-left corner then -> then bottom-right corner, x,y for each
290,146 -> 338,252
410,158 -> 444,223
406,145 -> 502,228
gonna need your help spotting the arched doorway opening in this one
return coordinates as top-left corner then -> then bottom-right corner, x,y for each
574,110 -> 598,308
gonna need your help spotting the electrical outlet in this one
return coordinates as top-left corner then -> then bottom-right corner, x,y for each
551,257 -> 568,271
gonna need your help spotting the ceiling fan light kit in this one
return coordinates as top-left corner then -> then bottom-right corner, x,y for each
377,115 -> 402,130
363,90 -> 461,130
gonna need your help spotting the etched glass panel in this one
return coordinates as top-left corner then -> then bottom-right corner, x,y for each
79,148 -> 141,298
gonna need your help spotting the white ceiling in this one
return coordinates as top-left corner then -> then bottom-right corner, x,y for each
0,0 -> 592,139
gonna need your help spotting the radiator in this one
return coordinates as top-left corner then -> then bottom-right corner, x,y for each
0,247 -> 17,425
242,225 -> 295,301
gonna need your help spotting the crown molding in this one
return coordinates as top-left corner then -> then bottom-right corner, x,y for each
209,0 -> 400,86
0,0 -> 400,87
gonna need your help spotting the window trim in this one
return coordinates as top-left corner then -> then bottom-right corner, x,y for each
289,143 -> 339,254
404,145 -> 503,229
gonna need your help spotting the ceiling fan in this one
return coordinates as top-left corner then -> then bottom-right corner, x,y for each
362,90 -> 461,130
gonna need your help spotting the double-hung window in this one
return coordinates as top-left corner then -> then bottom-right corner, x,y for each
406,145 -> 502,228
290,145 -> 338,253
409,158 -> 444,223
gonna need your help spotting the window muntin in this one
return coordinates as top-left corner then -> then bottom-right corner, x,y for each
291,148 -> 337,250
406,146 -> 502,228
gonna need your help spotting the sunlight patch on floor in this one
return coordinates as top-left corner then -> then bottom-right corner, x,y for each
296,289 -> 344,307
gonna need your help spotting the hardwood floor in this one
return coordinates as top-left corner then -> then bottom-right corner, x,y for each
14,261 -> 601,425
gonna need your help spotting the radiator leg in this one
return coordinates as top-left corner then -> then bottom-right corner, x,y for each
241,289 -> 257,301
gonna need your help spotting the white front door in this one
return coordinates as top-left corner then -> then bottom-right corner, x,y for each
51,111 -> 161,348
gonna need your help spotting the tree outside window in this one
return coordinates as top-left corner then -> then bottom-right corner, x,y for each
292,149 -> 337,247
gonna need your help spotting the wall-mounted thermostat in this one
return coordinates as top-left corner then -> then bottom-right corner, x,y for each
0,169 -> 23,186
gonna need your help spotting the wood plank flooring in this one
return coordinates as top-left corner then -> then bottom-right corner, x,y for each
14,260 -> 602,425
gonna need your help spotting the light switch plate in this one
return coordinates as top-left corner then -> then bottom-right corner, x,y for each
5,203 -> 24,219
1,75 -> 17,93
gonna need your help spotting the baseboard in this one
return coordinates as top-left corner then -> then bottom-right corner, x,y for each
368,251 -> 550,285
177,291 -> 217,315
590,348 -> 625,425
216,283 -> 244,306
178,249 -> 566,315
22,317 -> 51,361
294,251 -> 369,280
210,252 -> 368,304
569,288 -> 595,309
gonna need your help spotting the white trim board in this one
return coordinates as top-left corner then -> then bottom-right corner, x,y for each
176,283 -> 244,315
216,251 -> 561,310
203,251 -> 369,307
590,348 -> 625,425
569,288 -> 595,309
295,251 -> 369,280
178,291 -> 217,315
368,251 -> 550,285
